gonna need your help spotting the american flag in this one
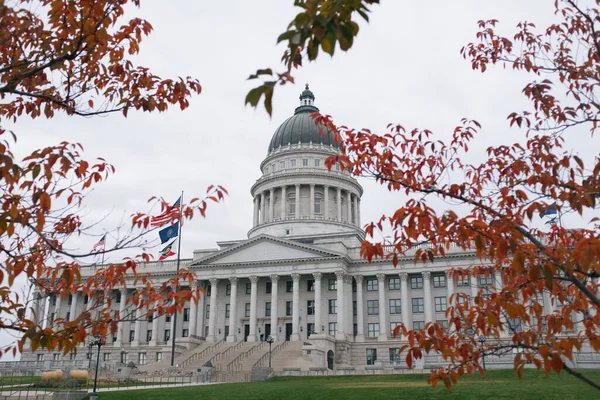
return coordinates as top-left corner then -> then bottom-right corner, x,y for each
92,234 -> 106,253
150,196 -> 181,227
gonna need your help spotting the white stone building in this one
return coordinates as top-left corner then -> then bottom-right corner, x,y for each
19,86 -> 600,374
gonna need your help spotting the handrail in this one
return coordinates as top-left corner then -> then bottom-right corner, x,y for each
226,342 -> 265,372
180,338 -> 225,368
253,340 -> 290,369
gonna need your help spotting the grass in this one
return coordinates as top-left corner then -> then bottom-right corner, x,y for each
96,369 -> 600,400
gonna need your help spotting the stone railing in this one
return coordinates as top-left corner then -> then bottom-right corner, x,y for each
252,340 -> 290,369
226,342 -> 265,372
179,339 -> 225,369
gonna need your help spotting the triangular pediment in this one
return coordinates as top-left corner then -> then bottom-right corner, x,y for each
191,235 -> 342,266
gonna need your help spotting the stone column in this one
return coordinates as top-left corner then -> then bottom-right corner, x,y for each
269,188 -> 275,222
189,281 -> 199,337
470,273 -> 478,300
346,191 -> 352,223
32,290 -> 42,326
54,294 -> 62,319
336,188 -> 342,221
253,196 -> 259,226
248,276 -> 259,342
150,302 -> 159,346
309,184 -> 315,219
353,195 -> 359,226
259,193 -> 264,224
357,198 -> 361,226
207,278 -> 218,343
295,184 -> 301,218
400,273 -> 410,330
446,270 -> 455,305
324,185 -> 329,220
355,276 -> 365,342
291,273 -> 301,341
227,277 -> 238,343
281,185 -> 287,220
270,275 -> 279,341
423,271 -> 433,323
69,291 -> 78,322
39,295 -> 47,329
115,287 -> 127,347
132,294 -> 142,346
377,274 -> 388,340
335,271 -> 345,340
313,272 -> 322,335
198,281 -> 207,338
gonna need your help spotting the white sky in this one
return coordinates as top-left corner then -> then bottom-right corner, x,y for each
5,0 -> 591,358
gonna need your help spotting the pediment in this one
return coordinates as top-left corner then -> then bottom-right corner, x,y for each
191,235 -> 342,266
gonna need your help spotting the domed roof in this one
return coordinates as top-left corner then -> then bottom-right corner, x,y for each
268,85 -> 339,152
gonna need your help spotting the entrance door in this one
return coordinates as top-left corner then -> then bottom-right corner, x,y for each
224,325 -> 229,339
285,323 -> 293,341
265,324 -> 271,339
244,324 -> 250,342
327,350 -> 334,370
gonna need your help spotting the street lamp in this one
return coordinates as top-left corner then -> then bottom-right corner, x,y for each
266,335 -> 274,369
478,335 -> 486,371
89,335 -> 103,399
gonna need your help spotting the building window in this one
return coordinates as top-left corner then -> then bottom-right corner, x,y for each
307,280 -> 315,292
328,299 -> 337,314
388,278 -> 401,290
410,276 -> 423,289
456,274 -> 470,286
183,308 -> 190,322
389,348 -> 400,362
389,299 -> 401,314
366,349 -> 377,365
314,159 -> 321,167
245,303 -> 251,318
116,292 -> 121,303
226,284 -> 231,296
366,279 -> 378,291
148,313 -> 154,323
207,285 -> 212,296
265,302 -> 271,317
302,159 -> 309,167
182,329 -> 189,338
328,279 -> 337,290
413,321 -> 425,330
286,301 -> 293,316
87,352 -> 92,360
280,161 -> 286,169
367,300 -> 379,315
510,318 -> 523,333
225,304 -> 231,319
307,300 -> 315,315
328,322 -> 337,336
436,320 -> 449,330
66,312 -> 71,321
146,330 -> 152,342
83,295 -> 88,304
412,298 -> 424,313
433,275 -> 447,288
479,274 -> 493,286
290,159 -> 296,167
246,283 -> 251,295
206,305 -> 210,319
129,330 -> 135,342
37,354 -> 44,362
390,322 -> 402,335
434,296 -> 447,312
166,314 -> 171,323
368,323 -> 380,337
457,294 -> 470,305
307,323 -> 315,335
289,196 -> 296,215
286,281 -> 293,292
67,294 -> 72,305
265,281 -> 272,294
156,352 -> 163,362
51,295 -> 57,306
138,353 -> 146,365
164,329 -> 170,342
314,196 -> 322,214
53,353 -> 60,361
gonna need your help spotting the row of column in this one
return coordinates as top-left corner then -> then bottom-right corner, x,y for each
252,184 -> 360,226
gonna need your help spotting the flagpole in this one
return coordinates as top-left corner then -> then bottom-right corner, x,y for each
171,191 -> 184,367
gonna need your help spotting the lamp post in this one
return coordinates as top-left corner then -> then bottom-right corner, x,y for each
478,335 -> 486,371
89,335 -> 103,399
266,335 -> 274,368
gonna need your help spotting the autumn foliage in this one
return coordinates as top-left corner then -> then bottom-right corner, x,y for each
252,0 -> 600,392
0,1 -> 224,358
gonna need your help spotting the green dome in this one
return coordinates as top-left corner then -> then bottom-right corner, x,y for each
268,86 -> 339,152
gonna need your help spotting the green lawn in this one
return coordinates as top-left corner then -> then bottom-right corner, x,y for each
97,369 -> 600,400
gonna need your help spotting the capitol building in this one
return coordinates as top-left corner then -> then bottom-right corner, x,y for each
19,87 -> 600,375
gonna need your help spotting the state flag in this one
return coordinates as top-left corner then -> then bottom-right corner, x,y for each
159,241 -> 176,261
159,221 -> 179,244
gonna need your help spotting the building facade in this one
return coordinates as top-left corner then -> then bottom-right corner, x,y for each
20,87 -> 600,372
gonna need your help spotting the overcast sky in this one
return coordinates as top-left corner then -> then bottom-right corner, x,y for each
6,0 -> 588,357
